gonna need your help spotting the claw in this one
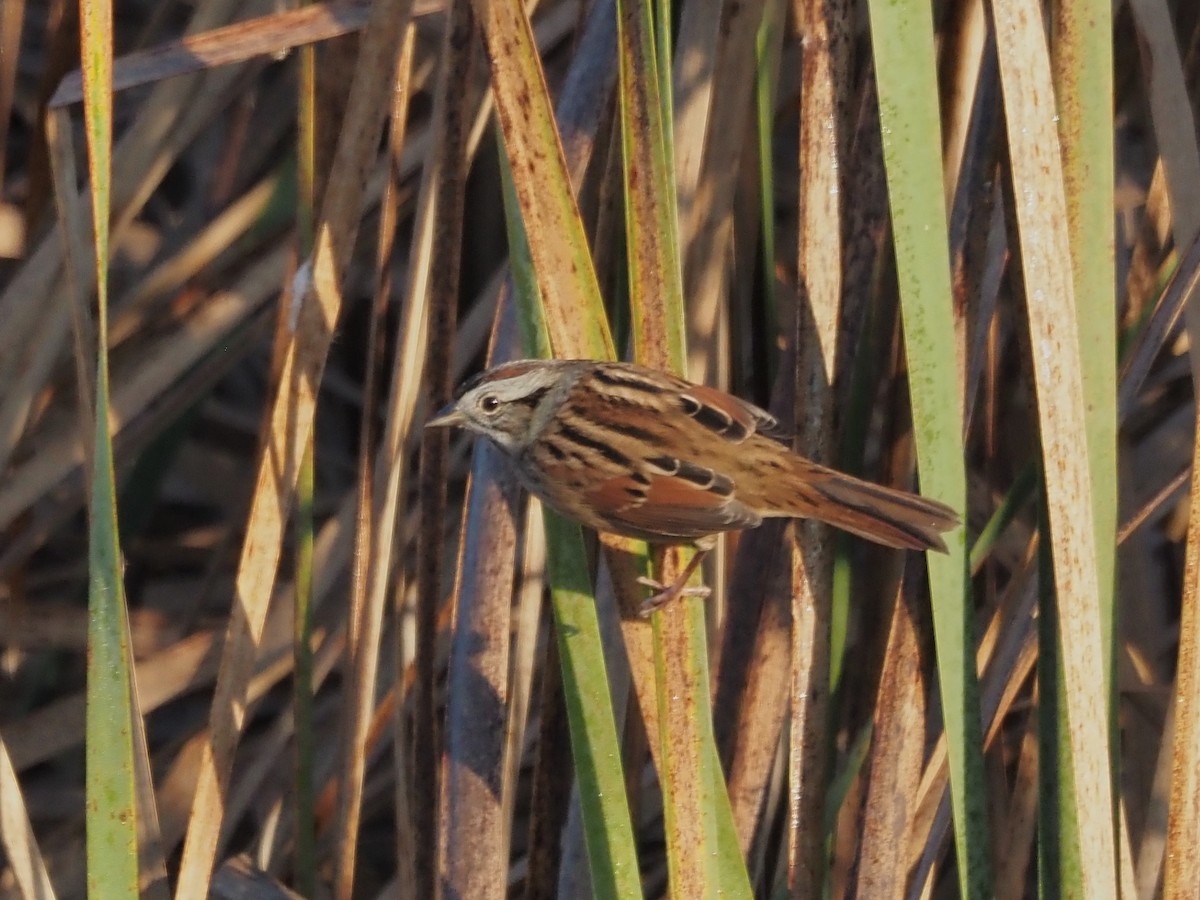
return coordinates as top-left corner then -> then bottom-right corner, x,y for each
636,576 -> 711,617
632,546 -> 714,617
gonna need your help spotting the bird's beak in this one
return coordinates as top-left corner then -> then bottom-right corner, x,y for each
425,403 -> 466,429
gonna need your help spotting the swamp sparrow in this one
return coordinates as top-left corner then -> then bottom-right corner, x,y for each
427,359 -> 958,613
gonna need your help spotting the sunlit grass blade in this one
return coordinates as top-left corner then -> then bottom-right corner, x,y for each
1054,0 -> 1116,653
992,1 -> 1116,895
474,2 -> 655,893
70,0 -> 143,894
863,0 -> 991,896
541,510 -> 643,899
617,0 -> 684,358
499,131 -> 642,899
470,0 -> 614,359
1167,450 -> 1200,896
0,734 -> 55,898
1041,3 -> 1118,892
616,0 -> 751,895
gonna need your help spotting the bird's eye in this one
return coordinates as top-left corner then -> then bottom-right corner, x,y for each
480,394 -> 501,414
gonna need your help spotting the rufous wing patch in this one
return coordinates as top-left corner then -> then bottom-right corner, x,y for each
583,474 -> 651,511
587,468 -> 762,539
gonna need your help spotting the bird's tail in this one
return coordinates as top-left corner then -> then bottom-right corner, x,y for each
783,459 -> 959,552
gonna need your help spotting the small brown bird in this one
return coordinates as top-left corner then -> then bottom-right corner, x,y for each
427,359 -> 958,613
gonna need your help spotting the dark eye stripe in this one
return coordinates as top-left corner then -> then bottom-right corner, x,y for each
512,385 -> 551,408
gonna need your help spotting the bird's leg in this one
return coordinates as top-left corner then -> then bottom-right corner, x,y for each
636,541 -> 714,617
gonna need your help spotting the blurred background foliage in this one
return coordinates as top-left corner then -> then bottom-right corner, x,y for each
1,0 -> 1199,897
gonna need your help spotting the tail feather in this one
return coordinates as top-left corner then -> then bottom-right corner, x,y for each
787,463 -> 959,552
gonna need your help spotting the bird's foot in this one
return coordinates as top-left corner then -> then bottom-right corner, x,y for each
635,576 -> 711,618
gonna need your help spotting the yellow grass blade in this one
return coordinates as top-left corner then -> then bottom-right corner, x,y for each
68,0 -> 143,894
993,2 -> 1116,895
